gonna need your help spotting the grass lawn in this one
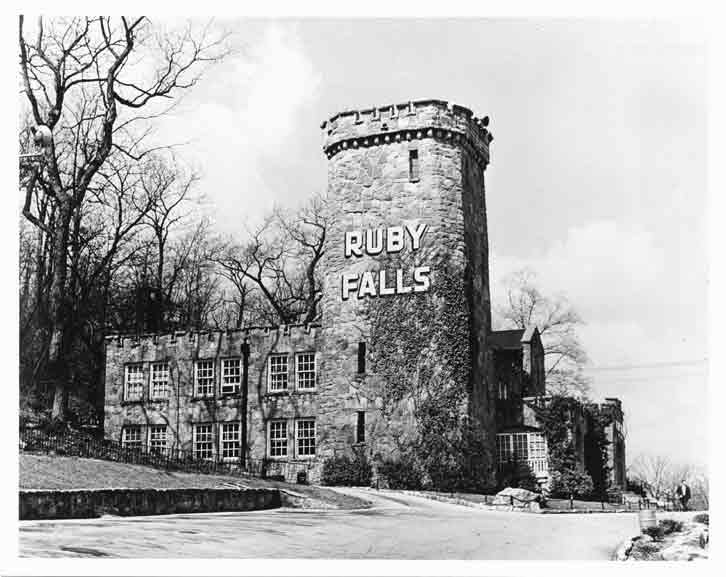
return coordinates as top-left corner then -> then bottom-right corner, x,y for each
20,453 -> 369,510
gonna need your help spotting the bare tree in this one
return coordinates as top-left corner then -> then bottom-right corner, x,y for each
276,194 -> 327,324
628,454 -> 674,500
217,195 -> 328,326
140,157 -> 198,331
494,269 -> 590,397
215,250 -> 255,329
18,15 -> 228,420
166,219 -> 226,331
628,454 -> 708,509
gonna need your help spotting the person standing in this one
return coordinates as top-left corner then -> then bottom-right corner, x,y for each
676,479 -> 691,511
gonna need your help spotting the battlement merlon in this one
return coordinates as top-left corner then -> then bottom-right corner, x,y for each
321,99 -> 492,168
103,323 -> 322,349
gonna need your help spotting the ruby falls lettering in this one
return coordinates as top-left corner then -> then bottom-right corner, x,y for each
341,223 -> 431,300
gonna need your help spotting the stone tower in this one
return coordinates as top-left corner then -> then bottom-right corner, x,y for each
317,100 -> 495,484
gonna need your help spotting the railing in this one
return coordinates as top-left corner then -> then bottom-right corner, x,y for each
496,457 -> 549,476
528,458 -> 549,475
19,427 -> 313,482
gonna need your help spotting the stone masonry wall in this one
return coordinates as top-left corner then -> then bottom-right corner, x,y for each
104,325 -> 323,482
20,487 -> 280,520
317,100 -> 496,480
102,100 -> 498,486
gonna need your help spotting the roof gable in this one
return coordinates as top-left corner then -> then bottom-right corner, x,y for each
489,329 -> 525,350
490,326 -> 541,350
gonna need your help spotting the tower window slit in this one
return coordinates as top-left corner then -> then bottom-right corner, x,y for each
409,149 -> 419,182
357,342 -> 366,374
357,411 -> 365,443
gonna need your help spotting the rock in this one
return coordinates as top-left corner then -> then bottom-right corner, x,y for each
492,487 -> 540,506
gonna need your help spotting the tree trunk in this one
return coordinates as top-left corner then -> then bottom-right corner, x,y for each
49,197 -> 72,420
235,286 -> 246,329
155,233 -> 165,333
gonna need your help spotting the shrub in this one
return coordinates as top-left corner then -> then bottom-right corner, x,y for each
548,468 -> 594,499
376,455 -> 423,490
630,540 -> 663,560
659,519 -> 684,535
321,451 -> 372,487
37,417 -> 71,435
693,513 -> 709,526
642,525 -> 665,541
606,487 -> 623,504
516,471 -> 542,493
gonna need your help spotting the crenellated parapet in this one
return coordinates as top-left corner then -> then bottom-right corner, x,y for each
321,99 -> 492,168
104,323 -> 322,350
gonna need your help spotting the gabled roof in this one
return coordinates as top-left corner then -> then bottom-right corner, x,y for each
497,425 -> 544,434
521,325 -> 539,343
489,329 -> 525,350
489,326 -> 540,350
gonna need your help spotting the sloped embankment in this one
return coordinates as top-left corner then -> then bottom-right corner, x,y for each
20,453 -> 371,518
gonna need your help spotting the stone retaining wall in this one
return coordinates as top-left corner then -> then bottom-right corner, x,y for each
19,487 -> 280,520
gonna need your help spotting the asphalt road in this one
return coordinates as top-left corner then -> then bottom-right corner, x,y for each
20,488 -> 651,559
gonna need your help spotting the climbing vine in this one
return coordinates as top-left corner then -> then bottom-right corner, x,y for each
365,259 -> 492,491
529,394 -> 612,499
584,404 -> 614,498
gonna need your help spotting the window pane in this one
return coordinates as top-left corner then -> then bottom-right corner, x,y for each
296,353 -> 316,390
514,433 -> 529,461
222,358 -> 241,394
296,419 -> 316,457
149,425 -> 167,454
220,422 -> 240,460
194,424 -> 214,460
195,360 -> 215,397
528,432 -> 547,460
269,421 -> 287,457
151,362 -> 169,399
125,364 -> 144,401
269,355 -> 288,392
122,426 -> 143,448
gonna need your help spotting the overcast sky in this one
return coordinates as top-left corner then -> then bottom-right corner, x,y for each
148,19 -> 708,469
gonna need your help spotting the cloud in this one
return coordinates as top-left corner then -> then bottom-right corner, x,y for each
490,219 -> 708,466
492,220 -> 663,322
231,24 -> 321,155
491,219 -> 706,363
153,22 -> 321,236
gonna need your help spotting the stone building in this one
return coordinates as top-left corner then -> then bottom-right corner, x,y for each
104,325 -> 323,480
103,99 -> 625,490
489,327 -> 550,483
597,398 -> 627,489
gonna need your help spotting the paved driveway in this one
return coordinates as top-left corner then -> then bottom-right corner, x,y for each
20,488 -> 653,559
